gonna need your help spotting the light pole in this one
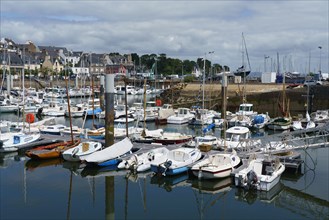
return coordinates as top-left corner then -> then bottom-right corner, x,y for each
208,51 -> 215,80
202,51 -> 214,110
318,46 -> 322,76
264,55 -> 269,73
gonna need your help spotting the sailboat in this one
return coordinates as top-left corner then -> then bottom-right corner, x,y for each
234,33 -> 251,77
291,85 -> 316,130
267,53 -> 292,130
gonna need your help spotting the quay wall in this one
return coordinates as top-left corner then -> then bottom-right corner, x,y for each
10,79 -> 329,118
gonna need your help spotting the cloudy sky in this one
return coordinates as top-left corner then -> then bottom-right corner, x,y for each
1,0 -> 328,73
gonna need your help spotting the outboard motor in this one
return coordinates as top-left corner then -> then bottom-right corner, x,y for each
246,170 -> 258,189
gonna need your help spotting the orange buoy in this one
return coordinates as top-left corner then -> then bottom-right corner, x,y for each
26,113 -> 35,124
156,99 -> 162,106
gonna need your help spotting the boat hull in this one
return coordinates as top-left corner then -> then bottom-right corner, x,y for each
150,164 -> 189,176
192,167 -> 232,179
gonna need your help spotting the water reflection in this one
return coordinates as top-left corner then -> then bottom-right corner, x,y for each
1,146 -> 328,220
189,177 -> 232,194
25,158 -> 64,171
235,182 -> 284,204
150,173 -> 190,192
0,152 -> 18,168
80,164 -> 126,178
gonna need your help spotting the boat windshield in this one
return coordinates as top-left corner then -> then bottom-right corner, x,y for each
239,105 -> 252,112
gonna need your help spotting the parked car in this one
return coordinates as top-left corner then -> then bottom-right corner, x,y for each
303,80 -> 322,86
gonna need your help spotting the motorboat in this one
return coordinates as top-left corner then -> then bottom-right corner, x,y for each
115,104 -> 134,119
217,126 -> 254,149
62,141 -> 102,162
152,131 -> 193,145
42,101 -> 66,117
229,103 -> 258,128
0,96 -> 19,113
155,104 -> 175,125
150,147 -> 202,176
252,113 -> 271,129
130,128 -> 164,143
0,131 -> 41,152
167,108 -> 195,124
115,85 -> 138,95
117,147 -> 170,172
234,155 -> 285,191
291,112 -> 316,131
82,127 -> 105,140
60,126 -> 84,137
65,106 -> 84,117
76,98 -> 102,117
39,124 -> 66,135
188,109 -> 215,126
191,150 -> 241,179
310,109 -> 329,123
135,108 -> 157,122
228,114 -> 252,128
185,135 -> 219,149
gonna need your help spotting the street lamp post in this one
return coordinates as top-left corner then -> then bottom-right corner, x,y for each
202,51 -> 214,110
264,55 -> 269,73
318,46 -> 322,77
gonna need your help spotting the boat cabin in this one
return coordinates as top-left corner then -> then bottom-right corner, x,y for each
225,126 -> 250,142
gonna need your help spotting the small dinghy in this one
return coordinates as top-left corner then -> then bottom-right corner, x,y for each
62,141 -> 102,162
25,139 -> 81,160
84,137 -> 133,165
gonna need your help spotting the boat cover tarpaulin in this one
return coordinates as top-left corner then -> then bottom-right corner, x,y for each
84,137 -> 133,163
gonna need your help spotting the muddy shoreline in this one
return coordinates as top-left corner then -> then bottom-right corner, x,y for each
160,83 -> 329,118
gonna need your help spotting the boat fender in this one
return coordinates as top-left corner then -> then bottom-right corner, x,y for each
147,151 -> 155,161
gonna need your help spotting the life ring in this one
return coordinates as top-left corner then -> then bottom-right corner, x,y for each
26,113 -> 35,123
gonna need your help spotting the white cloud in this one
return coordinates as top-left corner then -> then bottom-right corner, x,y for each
1,0 -> 328,73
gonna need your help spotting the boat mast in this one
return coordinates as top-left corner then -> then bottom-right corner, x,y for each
90,53 -> 96,129
22,47 -> 26,130
202,53 -> 206,110
242,32 -> 251,103
64,59 -> 74,143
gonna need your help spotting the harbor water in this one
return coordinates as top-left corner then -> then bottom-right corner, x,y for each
1,95 -> 328,220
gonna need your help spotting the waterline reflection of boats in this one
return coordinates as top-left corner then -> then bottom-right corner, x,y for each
234,181 -> 284,204
25,158 -> 64,171
190,177 -> 232,194
150,172 -> 190,192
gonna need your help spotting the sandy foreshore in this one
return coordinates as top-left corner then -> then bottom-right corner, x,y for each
180,83 -> 285,97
